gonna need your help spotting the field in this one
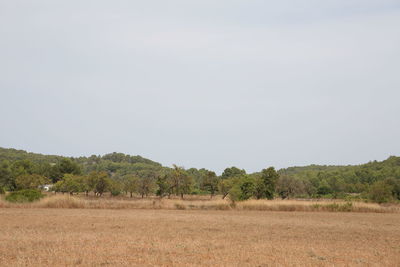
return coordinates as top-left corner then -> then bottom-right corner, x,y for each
1,207 -> 400,266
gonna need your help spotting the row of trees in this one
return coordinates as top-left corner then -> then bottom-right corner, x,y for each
1,148 -> 400,203
6,163 -> 281,202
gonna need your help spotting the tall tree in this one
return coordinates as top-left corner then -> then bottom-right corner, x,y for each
218,179 -> 234,199
87,171 -> 110,196
123,175 -> 138,198
276,175 -> 305,199
258,167 -> 279,199
156,174 -> 171,198
137,175 -> 156,198
202,171 -> 219,198
171,165 -> 193,199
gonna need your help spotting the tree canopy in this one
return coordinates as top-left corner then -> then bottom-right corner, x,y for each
1,147 -> 399,203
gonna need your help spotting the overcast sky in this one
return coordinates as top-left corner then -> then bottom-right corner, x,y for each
1,1 -> 399,173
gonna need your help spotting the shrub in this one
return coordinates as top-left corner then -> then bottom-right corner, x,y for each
110,189 -> 121,196
5,189 -> 44,203
0,187 -> 5,194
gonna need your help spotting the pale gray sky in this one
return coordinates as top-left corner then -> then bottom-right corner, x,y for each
1,0 -> 399,173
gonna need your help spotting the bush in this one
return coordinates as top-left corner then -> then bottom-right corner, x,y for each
110,189 -> 121,196
0,187 -> 5,194
5,189 -> 45,203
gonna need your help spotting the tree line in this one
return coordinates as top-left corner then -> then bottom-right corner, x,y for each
0,147 -> 399,203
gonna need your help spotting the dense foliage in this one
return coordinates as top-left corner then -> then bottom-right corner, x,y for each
0,147 -> 399,203
279,156 -> 400,201
5,189 -> 44,203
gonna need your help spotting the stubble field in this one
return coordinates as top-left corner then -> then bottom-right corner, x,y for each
0,208 -> 399,266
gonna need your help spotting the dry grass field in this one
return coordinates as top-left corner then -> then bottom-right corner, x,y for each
1,208 -> 400,266
1,194 -> 400,213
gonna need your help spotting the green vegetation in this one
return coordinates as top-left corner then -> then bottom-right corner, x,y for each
5,189 -> 44,203
0,147 -> 400,203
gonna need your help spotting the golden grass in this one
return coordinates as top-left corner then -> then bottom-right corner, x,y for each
237,199 -> 400,213
0,194 -> 399,213
0,208 -> 399,266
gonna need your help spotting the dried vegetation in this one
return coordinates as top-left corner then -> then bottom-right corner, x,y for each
0,194 -> 399,213
0,208 -> 399,266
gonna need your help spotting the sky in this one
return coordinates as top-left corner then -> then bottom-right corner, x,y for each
1,0 -> 400,173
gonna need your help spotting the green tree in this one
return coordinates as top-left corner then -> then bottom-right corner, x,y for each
11,160 -> 34,177
257,167 -> 279,199
239,176 -> 256,200
58,158 -> 82,175
123,175 -> 138,197
0,160 -> 13,190
226,176 -> 255,202
15,174 -> 50,190
171,165 -> 193,199
137,175 -> 156,198
317,180 -> 332,195
109,180 -> 122,196
9,160 -> 34,189
201,171 -> 219,198
156,174 -> 170,198
32,162 -> 53,178
369,181 -> 394,203
53,180 -> 67,194
50,158 -> 82,183
95,172 -> 110,196
221,167 -> 246,179
85,171 -> 99,195
62,174 -> 85,195
228,183 -> 242,204
384,178 -> 400,200
218,179 -> 234,199
276,175 -> 305,199
328,176 -> 345,198
87,171 -> 110,196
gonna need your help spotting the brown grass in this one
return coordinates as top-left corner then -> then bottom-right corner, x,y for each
0,208 -> 399,266
1,194 -> 399,213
